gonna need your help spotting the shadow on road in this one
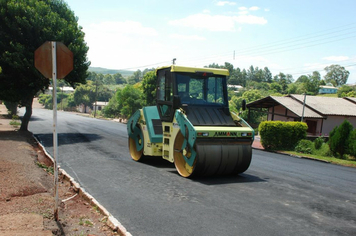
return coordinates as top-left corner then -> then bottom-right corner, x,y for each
135,155 -> 265,185
192,173 -> 266,185
34,132 -> 103,147
139,155 -> 175,168
28,115 -> 46,121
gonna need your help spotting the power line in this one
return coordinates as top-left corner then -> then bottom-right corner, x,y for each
112,23 -> 356,76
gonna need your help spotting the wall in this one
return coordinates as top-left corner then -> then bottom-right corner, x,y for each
322,116 -> 356,135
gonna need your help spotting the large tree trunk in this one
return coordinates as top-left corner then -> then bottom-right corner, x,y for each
20,97 -> 33,131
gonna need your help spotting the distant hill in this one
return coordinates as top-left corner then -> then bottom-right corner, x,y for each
88,67 -> 133,77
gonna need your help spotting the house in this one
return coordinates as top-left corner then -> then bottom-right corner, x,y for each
247,94 -> 356,136
47,86 -> 75,94
318,85 -> 338,94
92,101 -> 108,112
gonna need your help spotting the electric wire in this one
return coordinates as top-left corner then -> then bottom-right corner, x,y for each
114,23 -> 356,77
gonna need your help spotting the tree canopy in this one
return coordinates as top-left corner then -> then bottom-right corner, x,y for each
0,0 -> 89,130
324,64 -> 350,86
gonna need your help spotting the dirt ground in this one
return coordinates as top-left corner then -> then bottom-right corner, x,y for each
0,101 -> 121,236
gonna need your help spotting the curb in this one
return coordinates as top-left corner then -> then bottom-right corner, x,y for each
33,135 -> 132,236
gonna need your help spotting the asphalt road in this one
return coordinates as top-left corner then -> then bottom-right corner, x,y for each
23,108 -> 356,236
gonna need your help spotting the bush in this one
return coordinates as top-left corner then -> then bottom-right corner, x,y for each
348,129 -> 356,157
259,121 -> 308,150
295,139 -> 313,154
314,136 -> 324,150
328,120 -> 354,158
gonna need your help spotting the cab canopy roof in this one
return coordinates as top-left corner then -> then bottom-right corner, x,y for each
156,65 -> 229,76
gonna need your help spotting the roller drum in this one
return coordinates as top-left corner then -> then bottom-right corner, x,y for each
194,142 -> 252,176
174,133 -> 252,177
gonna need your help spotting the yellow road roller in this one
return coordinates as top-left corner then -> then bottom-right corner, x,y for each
127,65 -> 254,178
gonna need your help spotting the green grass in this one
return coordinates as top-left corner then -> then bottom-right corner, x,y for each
283,150 -> 356,167
316,93 -> 338,97
280,141 -> 356,167
9,120 -> 21,126
79,216 -> 93,227
36,162 -> 54,174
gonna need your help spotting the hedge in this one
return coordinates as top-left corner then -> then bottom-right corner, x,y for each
259,121 -> 308,150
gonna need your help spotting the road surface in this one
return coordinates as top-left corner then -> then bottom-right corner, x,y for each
23,108 -> 356,236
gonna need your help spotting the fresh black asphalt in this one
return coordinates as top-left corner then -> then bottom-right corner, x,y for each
24,108 -> 356,236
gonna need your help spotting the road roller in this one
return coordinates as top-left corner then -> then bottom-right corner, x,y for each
127,65 -> 254,177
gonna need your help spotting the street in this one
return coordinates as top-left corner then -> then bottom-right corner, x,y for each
23,108 -> 356,236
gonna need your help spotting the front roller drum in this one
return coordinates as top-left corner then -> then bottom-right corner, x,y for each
174,131 -> 197,177
174,132 -> 252,177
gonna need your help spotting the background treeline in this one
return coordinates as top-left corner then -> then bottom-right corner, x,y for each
38,62 -> 354,125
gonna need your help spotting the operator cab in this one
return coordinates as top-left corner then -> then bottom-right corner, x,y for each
156,65 -> 232,126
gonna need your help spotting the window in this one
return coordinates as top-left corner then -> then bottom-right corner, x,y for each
176,73 -> 227,106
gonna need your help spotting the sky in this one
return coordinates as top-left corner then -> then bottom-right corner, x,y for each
64,0 -> 356,84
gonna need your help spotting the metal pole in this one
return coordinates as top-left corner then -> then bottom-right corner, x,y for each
52,41 -> 59,221
301,93 -> 306,122
94,80 -> 98,117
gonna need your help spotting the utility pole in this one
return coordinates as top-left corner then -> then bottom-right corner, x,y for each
94,79 -> 98,118
301,93 -> 306,122
172,58 -> 176,65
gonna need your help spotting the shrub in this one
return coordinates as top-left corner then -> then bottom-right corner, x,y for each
259,121 -> 307,150
328,120 -> 354,158
314,136 -> 324,150
348,129 -> 356,157
295,139 -> 313,154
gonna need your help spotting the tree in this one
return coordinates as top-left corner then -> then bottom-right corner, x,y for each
103,90 -> 122,118
337,85 -> 354,98
103,74 -> 115,85
73,83 -> 95,113
127,70 -> 142,84
0,0 -> 89,131
97,86 -> 114,101
113,73 -> 126,84
328,120 -> 353,158
117,85 -> 142,118
324,64 -> 350,86
263,67 -> 273,83
308,71 -> 321,94
229,89 -> 263,125
141,71 -> 157,106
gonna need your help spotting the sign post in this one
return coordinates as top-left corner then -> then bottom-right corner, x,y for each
35,41 -> 73,221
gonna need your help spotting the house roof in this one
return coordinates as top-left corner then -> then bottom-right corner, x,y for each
247,96 -> 323,118
93,101 -> 108,106
272,96 -> 323,118
247,95 -> 356,118
319,85 -> 338,90
344,97 -> 356,104
290,95 -> 356,117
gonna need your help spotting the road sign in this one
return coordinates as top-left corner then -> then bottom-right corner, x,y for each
34,41 -> 73,221
34,41 -> 73,79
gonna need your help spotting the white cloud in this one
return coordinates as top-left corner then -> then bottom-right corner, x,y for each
170,34 -> 206,41
217,1 -> 236,6
249,6 -> 260,11
238,7 -> 247,11
323,56 -> 349,62
169,13 -> 267,32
